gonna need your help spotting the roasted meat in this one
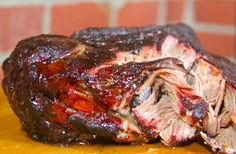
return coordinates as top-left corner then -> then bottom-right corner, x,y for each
2,23 -> 236,153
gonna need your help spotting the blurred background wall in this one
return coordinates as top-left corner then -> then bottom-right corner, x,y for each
0,0 -> 235,82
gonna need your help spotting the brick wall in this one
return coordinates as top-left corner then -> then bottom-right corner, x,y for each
0,0 -> 236,82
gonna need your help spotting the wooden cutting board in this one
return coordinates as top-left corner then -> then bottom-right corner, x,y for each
0,88 -> 210,154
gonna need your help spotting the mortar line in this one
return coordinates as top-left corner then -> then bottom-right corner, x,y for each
158,0 -> 167,25
43,0 -> 51,34
183,0 -> 194,26
0,52 -> 11,64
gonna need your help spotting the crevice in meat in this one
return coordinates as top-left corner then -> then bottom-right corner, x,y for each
3,23 -> 236,153
131,68 -> 207,145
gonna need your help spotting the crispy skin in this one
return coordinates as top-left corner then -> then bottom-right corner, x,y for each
72,23 -> 236,87
2,24 -> 236,150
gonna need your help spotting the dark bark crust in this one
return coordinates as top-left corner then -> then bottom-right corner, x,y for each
2,23 -> 236,146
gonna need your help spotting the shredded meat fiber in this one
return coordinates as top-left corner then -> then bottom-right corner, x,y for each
2,23 -> 236,153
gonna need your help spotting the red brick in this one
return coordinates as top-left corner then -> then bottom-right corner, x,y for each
117,2 -> 158,27
195,0 -> 236,25
0,6 -> 44,51
51,3 -> 109,35
196,32 -> 236,57
167,0 -> 184,22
